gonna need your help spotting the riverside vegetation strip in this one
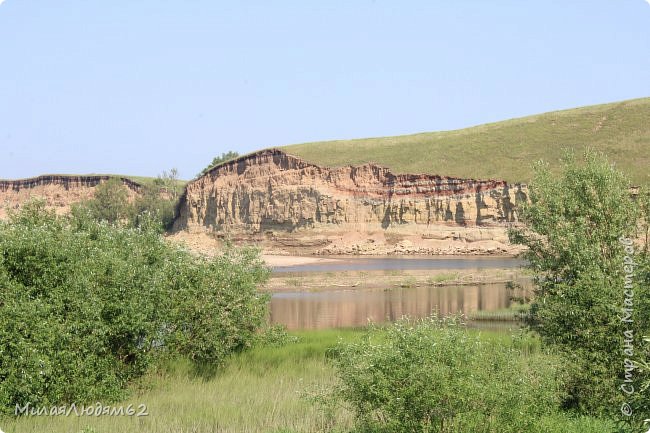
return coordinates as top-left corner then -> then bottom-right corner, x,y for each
3,328 -> 617,433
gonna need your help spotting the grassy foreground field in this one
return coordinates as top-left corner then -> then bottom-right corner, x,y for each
2,328 -> 617,433
283,97 -> 650,185
1,329 -> 356,433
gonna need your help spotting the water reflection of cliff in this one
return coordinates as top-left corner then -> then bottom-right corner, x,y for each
270,283 -> 528,330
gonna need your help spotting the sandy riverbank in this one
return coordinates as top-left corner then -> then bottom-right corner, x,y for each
264,267 -> 531,292
261,254 -> 345,267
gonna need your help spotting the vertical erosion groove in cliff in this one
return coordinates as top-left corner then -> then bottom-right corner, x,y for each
173,149 -> 528,234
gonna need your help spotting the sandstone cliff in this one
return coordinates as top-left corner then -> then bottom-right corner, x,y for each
0,175 -> 142,219
173,149 -> 528,255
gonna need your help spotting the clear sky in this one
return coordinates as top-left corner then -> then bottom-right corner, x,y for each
1,1 -> 649,180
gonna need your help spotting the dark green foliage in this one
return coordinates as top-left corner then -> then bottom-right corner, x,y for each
509,150 -> 650,425
163,247 -> 271,364
197,151 -> 240,178
328,316 -> 564,433
0,202 -> 270,413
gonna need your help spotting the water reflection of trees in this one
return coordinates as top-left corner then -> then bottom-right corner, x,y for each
270,283 -> 530,330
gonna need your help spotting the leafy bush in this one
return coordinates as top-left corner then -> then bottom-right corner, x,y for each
509,150 -> 650,425
327,315 -> 564,433
77,177 -> 130,224
0,202 -> 270,413
255,324 -> 299,348
74,175 -> 180,231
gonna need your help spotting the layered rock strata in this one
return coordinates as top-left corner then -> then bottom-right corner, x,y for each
173,149 -> 527,255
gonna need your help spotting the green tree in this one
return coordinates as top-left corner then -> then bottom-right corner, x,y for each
76,171 -> 183,231
509,150 -> 650,423
0,201 -> 270,413
77,177 -> 130,224
197,151 -> 239,177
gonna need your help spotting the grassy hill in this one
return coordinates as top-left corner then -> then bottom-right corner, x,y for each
282,97 -> 650,185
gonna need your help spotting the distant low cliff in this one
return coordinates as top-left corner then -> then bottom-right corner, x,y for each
172,149 -> 528,255
0,175 -> 142,218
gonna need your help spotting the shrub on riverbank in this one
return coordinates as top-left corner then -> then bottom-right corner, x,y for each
2,328 -> 617,433
327,315 -> 565,433
0,201 -> 270,413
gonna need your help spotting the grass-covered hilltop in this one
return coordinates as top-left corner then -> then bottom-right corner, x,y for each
283,97 -> 650,185
3,97 -> 648,187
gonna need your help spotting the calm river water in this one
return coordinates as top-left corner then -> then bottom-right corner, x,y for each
269,256 -> 528,330
272,256 -> 526,273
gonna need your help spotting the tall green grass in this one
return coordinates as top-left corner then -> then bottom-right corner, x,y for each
1,329 -> 359,433
468,303 -> 530,322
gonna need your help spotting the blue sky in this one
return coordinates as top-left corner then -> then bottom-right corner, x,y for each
1,1 -> 649,180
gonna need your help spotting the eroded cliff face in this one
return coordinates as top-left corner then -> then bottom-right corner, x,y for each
0,175 -> 142,219
173,149 -> 528,255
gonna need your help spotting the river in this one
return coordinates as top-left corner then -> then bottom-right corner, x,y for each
271,255 -> 526,273
269,256 -> 529,330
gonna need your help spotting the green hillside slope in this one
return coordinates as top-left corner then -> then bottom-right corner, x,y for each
283,97 -> 650,185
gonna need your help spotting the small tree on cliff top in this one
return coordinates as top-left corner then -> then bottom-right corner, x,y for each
509,149 -> 650,422
197,151 -> 239,177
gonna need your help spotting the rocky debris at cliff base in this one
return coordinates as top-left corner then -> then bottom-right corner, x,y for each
166,229 -> 525,259
316,239 -> 522,256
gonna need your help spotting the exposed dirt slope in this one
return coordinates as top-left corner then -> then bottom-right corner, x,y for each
0,175 -> 142,219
